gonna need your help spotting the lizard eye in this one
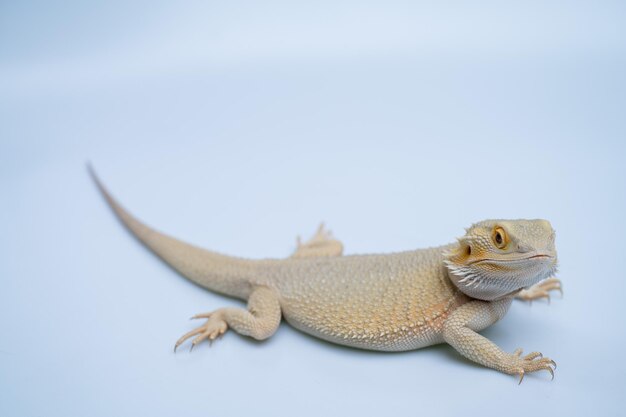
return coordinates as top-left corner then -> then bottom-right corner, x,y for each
492,227 -> 507,249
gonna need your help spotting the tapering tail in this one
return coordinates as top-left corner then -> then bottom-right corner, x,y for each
88,164 -> 257,300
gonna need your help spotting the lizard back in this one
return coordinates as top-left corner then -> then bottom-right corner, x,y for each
256,248 -> 471,351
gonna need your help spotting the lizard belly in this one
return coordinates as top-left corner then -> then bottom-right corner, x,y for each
282,306 -> 450,352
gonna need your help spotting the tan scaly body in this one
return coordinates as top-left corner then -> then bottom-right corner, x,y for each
90,166 -> 561,382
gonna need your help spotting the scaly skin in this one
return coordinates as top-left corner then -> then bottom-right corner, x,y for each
90,166 -> 561,382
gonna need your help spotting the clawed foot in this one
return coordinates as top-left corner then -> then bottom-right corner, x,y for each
505,348 -> 557,384
292,223 -> 343,258
174,312 -> 228,352
516,278 -> 563,303
296,223 -> 334,247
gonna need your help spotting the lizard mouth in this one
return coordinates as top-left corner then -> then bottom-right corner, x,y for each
469,254 -> 554,265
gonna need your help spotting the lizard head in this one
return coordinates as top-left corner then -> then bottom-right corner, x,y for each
443,219 -> 558,301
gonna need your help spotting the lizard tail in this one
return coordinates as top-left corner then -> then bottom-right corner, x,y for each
88,164 -> 256,300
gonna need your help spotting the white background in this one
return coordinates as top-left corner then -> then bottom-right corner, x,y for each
1,1 -> 625,416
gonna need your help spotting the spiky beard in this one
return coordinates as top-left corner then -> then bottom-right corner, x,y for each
443,257 -> 558,301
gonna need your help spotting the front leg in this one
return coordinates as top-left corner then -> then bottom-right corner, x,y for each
516,278 -> 562,302
174,286 -> 282,351
442,299 -> 556,383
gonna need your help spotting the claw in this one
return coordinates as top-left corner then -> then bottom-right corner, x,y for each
509,350 -> 557,383
175,327 -> 203,350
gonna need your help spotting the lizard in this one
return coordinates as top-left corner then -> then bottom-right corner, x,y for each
89,166 -> 562,383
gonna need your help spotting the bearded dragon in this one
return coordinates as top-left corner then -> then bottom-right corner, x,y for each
90,166 -> 561,383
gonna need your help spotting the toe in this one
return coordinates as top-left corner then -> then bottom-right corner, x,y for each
190,331 -> 211,350
175,327 -> 204,351
191,312 -> 213,320
523,352 -> 543,360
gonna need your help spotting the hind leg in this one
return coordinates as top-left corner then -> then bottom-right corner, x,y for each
175,286 -> 281,351
291,223 -> 344,258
